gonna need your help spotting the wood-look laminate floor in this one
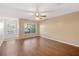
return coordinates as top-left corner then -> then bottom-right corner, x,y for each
0,37 -> 79,56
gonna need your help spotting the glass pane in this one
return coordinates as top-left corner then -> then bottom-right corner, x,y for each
24,23 -> 36,34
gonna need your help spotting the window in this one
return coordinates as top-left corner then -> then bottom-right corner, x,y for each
24,23 -> 36,34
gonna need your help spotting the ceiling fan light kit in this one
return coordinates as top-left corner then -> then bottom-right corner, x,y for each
35,4 -> 46,21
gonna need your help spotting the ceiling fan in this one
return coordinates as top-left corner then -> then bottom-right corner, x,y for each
35,4 -> 46,20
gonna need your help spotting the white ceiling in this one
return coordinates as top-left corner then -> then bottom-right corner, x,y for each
0,3 -> 79,20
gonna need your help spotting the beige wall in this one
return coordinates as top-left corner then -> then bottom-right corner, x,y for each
40,12 -> 79,47
19,18 -> 39,39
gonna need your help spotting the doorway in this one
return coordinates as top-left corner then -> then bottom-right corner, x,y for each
0,22 -> 4,46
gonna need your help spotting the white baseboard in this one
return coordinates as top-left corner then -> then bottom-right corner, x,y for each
41,36 -> 79,48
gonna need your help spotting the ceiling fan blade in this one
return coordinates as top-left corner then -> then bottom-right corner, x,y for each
41,15 -> 46,17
